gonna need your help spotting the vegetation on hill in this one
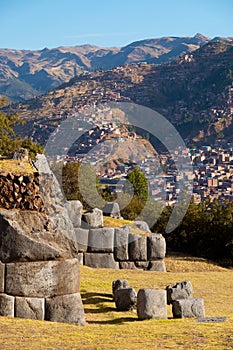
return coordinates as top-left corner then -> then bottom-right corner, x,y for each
0,97 -> 43,158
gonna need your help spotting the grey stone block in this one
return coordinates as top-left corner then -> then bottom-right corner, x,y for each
46,293 -> 85,325
77,253 -> 84,265
119,261 -> 137,270
15,297 -> 45,320
135,261 -> 149,270
0,262 -> 5,293
64,200 -> 83,228
0,210 -> 79,263
112,279 -> 130,300
114,226 -> 130,261
115,288 -> 137,311
128,234 -> 147,261
0,293 -> 14,317
134,221 -> 151,232
84,253 -> 119,269
103,202 -> 121,218
172,298 -> 205,318
88,228 -> 114,253
147,233 -> 166,260
166,280 -> 193,305
75,228 -> 89,252
6,258 -> 80,297
147,260 -> 166,272
137,289 -> 167,320
82,208 -> 103,228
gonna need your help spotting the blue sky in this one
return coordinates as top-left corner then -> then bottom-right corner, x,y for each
1,0 -> 232,50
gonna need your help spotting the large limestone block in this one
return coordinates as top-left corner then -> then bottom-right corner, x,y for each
147,233 -> 166,260
172,298 -> 205,318
114,226 -> 130,261
112,279 -> 130,300
137,289 -> 167,320
128,234 -> 147,261
147,260 -> 166,272
84,253 -> 119,269
115,288 -> 137,311
88,227 -> 114,253
166,280 -> 193,305
0,293 -> 14,317
64,200 -> 83,228
103,202 -> 121,218
0,262 -> 5,293
134,221 -> 151,232
6,258 -> 80,297
45,293 -> 85,326
15,297 -> 45,320
74,228 -> 89,252
82,208 -> 103,228
0,210 -> 79,263
119,261 -> 137,270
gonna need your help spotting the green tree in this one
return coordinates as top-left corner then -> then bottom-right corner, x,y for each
126,167 -> 148,204
0,97 -> 43,158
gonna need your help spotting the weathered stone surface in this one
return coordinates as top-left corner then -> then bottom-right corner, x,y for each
64,200 -> 83,228
172,298 -> 205,318
137,289 -> 167,320
103,202 -> 121,218
82,208 -> 103,228
84,253 -> 119,269
119,261 -> 137,270
11,148 -> 29,162
0,209 -> 79,263
147,260 -> 166,272
0,293 -> 14,317
75,228 -> 89,252
166,280 -> 193,305
114,226 -> 130,261
112,279 -> 130,299
134,221 -> 151,232
88,227 -> 114,253
135,261 -> 149,270
128,234 -> 147,261
15,297 -> 45,320
0,262 -> 4,293
45,293 -> 85,325
6,258 -> 80,297
115,288 -> 137,311
77,253 -> 84,265
147,233 -> 166,260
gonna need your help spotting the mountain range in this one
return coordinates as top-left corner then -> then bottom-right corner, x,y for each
9,39 -> 233,148
0,33 -> 212,101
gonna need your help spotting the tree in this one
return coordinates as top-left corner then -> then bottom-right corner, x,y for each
126,167 -> 148,204
0,97 -> 43,158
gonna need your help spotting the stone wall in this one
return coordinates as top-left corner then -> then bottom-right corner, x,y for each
75,226 -> 166,271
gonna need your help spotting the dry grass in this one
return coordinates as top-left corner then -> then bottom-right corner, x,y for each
103,216 -> 149,236
0,257 -> 233,350
0,160 -> 35,175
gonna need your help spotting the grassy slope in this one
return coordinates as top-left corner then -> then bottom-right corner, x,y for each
0,258 -> 233,350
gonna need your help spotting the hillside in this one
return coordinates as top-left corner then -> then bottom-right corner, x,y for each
7,40 -> 233,148
0,34 -> 209,101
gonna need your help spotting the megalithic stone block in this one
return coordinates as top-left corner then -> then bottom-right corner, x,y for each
45,293 -> 85,326
114,226 -> 130,261
166,280 -> 193,305
137,289 -> 167,320
84,253 -> 119,269
128,234 -> 147,261
0,293 -> 14,317
0,262 -> 5,293
115,288 -> 137,311
5,258 -> 80,297
88,228 -> 114,253
172,298 -> 205,318
112,279 -> 130,300
147,233 -> 166,260
15,296 -> 45,320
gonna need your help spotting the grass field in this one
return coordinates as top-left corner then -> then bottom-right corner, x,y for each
0,257 -> 233,350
